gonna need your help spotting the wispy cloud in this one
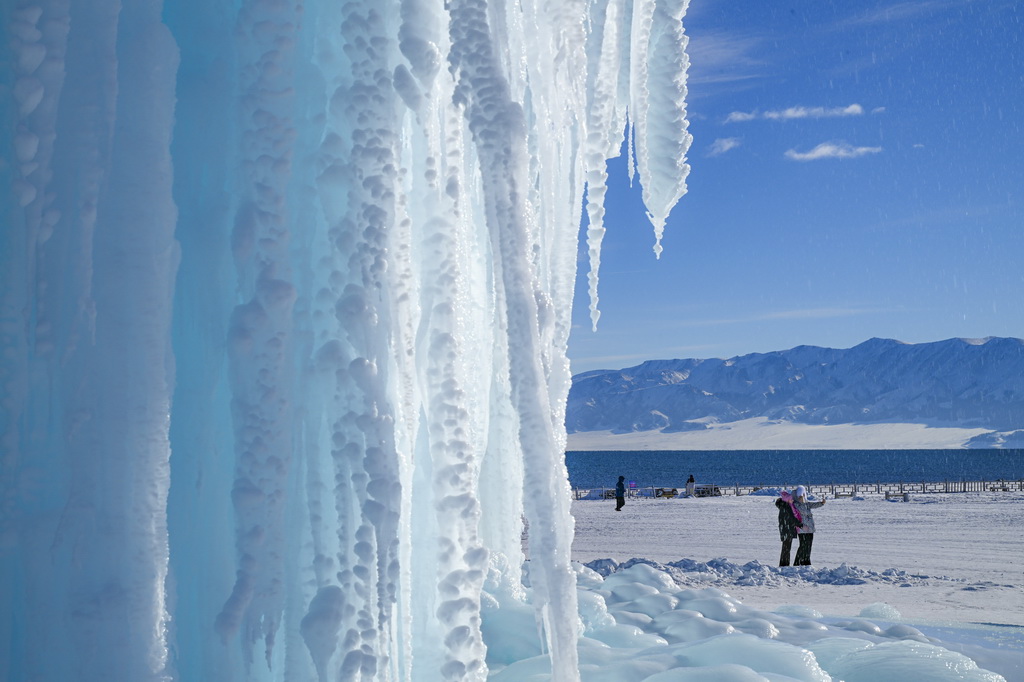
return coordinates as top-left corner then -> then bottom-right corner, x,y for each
784,141 -> 883,161
755,307 -> 880,321
821,1 -> 972,79
726,104 -> 866,123
675,306 -> 894,328
835,0 -> 962,29
685,30 -> 768,94
707,138 -> 742,157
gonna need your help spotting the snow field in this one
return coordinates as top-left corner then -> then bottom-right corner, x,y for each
488,491 -> 1022,680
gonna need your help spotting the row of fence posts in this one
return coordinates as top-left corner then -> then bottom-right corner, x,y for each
572,479 -> 1024,500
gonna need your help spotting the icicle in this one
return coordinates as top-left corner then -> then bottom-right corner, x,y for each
629,0 -> 692,258
217,0 -> 300,666
419,224 -> 490,678
448,0 -> 582,677
627,119 -> 636,185
306,3 -> 411,678
583,0 -> 629,331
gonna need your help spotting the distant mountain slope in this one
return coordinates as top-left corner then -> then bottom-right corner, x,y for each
567,338 -> 1024,442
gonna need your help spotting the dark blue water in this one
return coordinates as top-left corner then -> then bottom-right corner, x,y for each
564,450 -> 1024,488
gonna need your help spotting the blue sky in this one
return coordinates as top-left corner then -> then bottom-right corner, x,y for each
568,0 -> 1023,374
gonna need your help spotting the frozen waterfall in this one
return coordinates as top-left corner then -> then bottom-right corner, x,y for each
0,0 -> 691,680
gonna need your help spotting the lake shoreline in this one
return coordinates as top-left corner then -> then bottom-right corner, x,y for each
566,417 -> 1020,451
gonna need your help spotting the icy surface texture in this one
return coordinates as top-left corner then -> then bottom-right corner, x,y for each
486,562 -> 1008,681
0,0 -> 691,680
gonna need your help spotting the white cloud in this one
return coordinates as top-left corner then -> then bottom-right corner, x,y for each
724,110 -> 758,123
784,141 -> 883,161
707,138 -> 742,156
726,104 -> 866,123
763,103 -> 864,120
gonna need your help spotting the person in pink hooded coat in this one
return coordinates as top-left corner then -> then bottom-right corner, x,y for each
792,485 -> 827,566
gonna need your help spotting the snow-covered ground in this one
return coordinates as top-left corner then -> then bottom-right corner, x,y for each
571,491 -> 1023,626
488,490 -> 1024,680
566,418 -> 995,450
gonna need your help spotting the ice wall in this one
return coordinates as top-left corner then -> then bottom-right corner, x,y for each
0,0 -> 691,680
1,2 -> 180,680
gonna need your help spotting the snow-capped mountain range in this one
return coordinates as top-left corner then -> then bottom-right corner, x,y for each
566,337 -> 1024,449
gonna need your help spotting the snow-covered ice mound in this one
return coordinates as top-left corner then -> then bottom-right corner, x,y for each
587,556 -> 971,589
480,559 -> 1012,681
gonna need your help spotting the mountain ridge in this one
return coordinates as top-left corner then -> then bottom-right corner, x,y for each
567,337 -> 1024,449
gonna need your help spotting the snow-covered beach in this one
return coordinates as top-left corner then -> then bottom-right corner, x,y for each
572,491 -> 1024,627
565,418 -> 1009,451
489,490 -> 1024,680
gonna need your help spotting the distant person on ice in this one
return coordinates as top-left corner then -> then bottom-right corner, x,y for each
792,485 -> 826,566
775,490 -> 802,566
685,474 -> 695,498
615,476 -> 626,511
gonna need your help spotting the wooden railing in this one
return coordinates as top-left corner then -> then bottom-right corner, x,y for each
572,479 -> 1024,500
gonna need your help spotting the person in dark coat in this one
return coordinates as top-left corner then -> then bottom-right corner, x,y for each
615,476 -> 626,511
775,490 -> 802,566
792,485 -> 827,566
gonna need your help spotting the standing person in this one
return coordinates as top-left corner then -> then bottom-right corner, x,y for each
774,490 -> 802,566
615,476 -> 626,511
792,485 -> 826,566
685,474 -> 695,498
